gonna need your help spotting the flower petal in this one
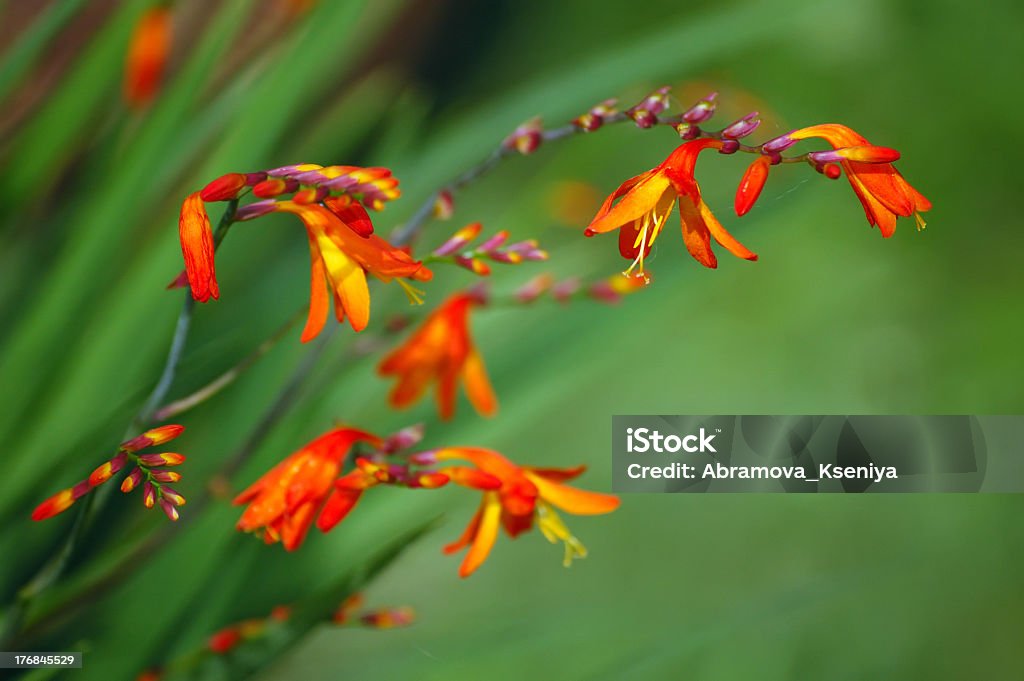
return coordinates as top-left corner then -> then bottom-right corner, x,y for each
301,233 -> 330,343
525,472 -> 620,516
700,201 -> 757,261
677,196 -> 717,268
315,233 -> 370,331
461,349 -> 497,417
585,172 -> 671,235
459,493 -> 502,578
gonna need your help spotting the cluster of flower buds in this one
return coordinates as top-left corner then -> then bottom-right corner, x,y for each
32,425 -> 187,522
513,272 -> 648,305
200,162 -> 401,217
332,593 -> 416,629
431,223 -> 548,276
503,117 -> 544,155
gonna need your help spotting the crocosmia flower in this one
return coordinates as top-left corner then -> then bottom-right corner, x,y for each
378,291 -> 497,420
234,428 -> 381,550
272,201 -> 432,339
585,138 -> 757,273
124,7 -> 171,108
414,447 -> 620,578
785,124 -> 931,236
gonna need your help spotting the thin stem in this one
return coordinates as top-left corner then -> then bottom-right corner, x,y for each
389,113 -> 629,247
135,199 -> 238,427
152,306 -> 306,421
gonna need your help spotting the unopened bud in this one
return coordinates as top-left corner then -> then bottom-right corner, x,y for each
234,200 -> 278,221
433,190 -> 455,219
122,467 -> 145,493
682,92 -> 718,124
504,118 -> 543,155
734,156 -> 771,217
722,112 -> 761,139
761,132 -> 797,153
455,255 -> 491,276
433,222 -> 482,257
159,497 -> 179,521
200,173 -> 247,202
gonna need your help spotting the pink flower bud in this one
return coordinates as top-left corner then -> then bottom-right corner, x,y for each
159,498 -> 179,521
235,200 -> 278,221
722,112 -> 761,139
682,92 -> 718,124
761,132 -> 797,153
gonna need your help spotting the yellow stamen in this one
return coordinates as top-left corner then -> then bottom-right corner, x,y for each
396,279 -> 426,306
536,502 -> 587,567
913,211 -> 927,231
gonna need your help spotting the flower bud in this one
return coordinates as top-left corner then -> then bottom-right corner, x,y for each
761,132 -> 797,153
735,156 -> 771,216
234,200 -> 278,221
121,425 -> 184,453
138,452 -> 185,467
122,467 -> 145,493
682,92 -> 718,124
200,173 -> 247,202
722,112 -> 761,139
159,497 -> 179,521
433,190 -> 455,219
515,274 -> 554,303
433,222 -> 483,257
455,255 -> 491,276
503,118 -> 543,155
89,452 -> 127,486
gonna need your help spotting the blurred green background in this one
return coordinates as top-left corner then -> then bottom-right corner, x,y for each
1,0 -> 1022,679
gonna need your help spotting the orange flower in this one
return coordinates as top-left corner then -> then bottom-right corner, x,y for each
124,7 -> 171,108
378,292 -> 497,420
234,428 -> 380,550
585,138 -> 757,273
272,201 -> 432,340
787,124 -> 931,236
419,447 -> 620,578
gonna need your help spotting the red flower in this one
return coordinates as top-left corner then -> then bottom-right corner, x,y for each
234,428 -> 380,550
585,138 -> 757,274
378,292 -> 497,420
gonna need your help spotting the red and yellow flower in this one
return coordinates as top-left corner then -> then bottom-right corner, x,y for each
378,291 -> 497,420
416,447 -> 620,578
234,427 -> 380,550
783,124 -> 931,236
585,138 -> 757,273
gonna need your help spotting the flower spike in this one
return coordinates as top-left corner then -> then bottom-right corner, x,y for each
32,424 -> 188,522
